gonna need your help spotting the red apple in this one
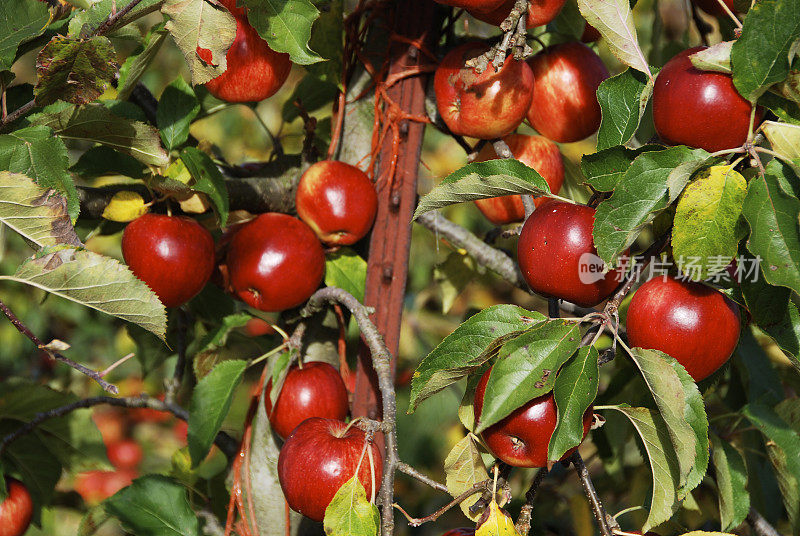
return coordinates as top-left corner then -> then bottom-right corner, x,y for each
692,0 -> 737,16
244,317 -> 276,337
581,23 -> 601,42
469,0 -> 567,28
626,275 -> 741,381
295,161 -> 378,246
226,213 -> 325,311
517,201 -> 625,307
122,214 -> 215,308
442,530 -> 475,536
434,42 -> 534,140
92,408 -> 127,445
473,134 -> 564,225
473,367 -> 592,467
173,420 -> 189,444
278,418 -> 383,522
75,469 -> 137,505
265,361 -> 350,439
107,439 -> 143,470
197,2 -> 291,103
526,42 -> 609,143
653,47 -> 764,153
0,477 -> 33,536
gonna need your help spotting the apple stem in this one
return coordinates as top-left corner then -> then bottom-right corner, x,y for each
747,507 -> 782,536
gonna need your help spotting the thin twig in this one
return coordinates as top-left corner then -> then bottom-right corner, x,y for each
394,480 -> 491,526
0,298 -> 118,394
515,468 -> 548,535
469,461 -> 511,515
0,101 -> 35,132
571,452 -> 614,536
396,462 -> 448,493
746,507 -> 781,536
93,0 -> 148,36
0,395 -> 239,459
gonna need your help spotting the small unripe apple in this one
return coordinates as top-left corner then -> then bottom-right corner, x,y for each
107,439 -> 143,470
122,214 -> 215,308
473,367 -> 592,467
517,201 -> 625,307
226,213 -> 325,311
469,0 -> 567,28
295,161 -> 378,246
278,417 -> 383,522
473,134 -> 564,225
526,42 -> 609,143
265,361 -> 350,439
653,47 -> 764,152
626,275 -> 741,381
434,42 -> 534,140
197,2 -> 291,103
0,477 -> 33,536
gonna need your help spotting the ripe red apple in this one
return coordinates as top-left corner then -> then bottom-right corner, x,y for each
692,0 -> 736,16
226,213 -> 325,311
517,201 -> 625,307
434,42 -> 534,140
526,42 -> 609,143
122,214 -> 215,308
244,317 -> 276,337
197,1 -> 291,103
442,530 -> 475,536
581,23 -> 601,42
0,477 -> 33,536
469,0 -> 567,28
92,408 -> 127,445
75,469 -> 137,505
473,367 -> 592,467
295,161 -> 378,246
278,417 -> 383,522
473,134 -> 564,225
653,47 -> 764,153
626,275 -> 741,381
265,361 -> 350,439
107,439 -> 143,470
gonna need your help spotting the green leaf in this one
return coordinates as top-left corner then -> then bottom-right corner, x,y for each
626,348 -> 702,496
409,305 -> 545,413
188,360 -> 246,466
242,0 -> 323,65
672,165 -> 747,281
710,434 -> 750,532
0,0 -> 50,72
162,0 -> 237,86
325,248 -> 367,303
596,68 -> 655,150
444,434 -> 488,521
157,77 -> 200,151
606,405 -> 682,531
323,475 -> 380,536
434,250 -> 477,314
127,324 -> 173,376
730,0 -> 800,100
576,0 -> 651,76
0,247 -> 167,339
593,146 -> 709,265
761,121 -> 800,172
0,171 -> 81,249
117,25 -> 169,101
548,346 -> 599,462
282,75 -> 338,122
740,271 -> 800,373
742,403 -> 800,532
71,146 -> 147,179
413,159 -> 552,220
104,475 -> 200,536
476,320 -> 581,433
0,125 -> 79,219
742,159 -> 800,294
546,0 -> 586,40
30,102 -> 170,167
34,36 -> 117,106
580,145 -> 658,192
179,147 -> 230,227
760,91 -> 800,125
69,0 -> 164,37
689,41 -> 732,73
304,0 -> 342,84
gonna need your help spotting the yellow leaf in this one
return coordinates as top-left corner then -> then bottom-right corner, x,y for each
101,191 -> 148,222
475,501 -> 521,536
178,193 -> 210,214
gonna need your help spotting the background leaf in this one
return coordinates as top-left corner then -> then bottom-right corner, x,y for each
444,434 -> 488,521
0,0 -> 50,72
710,434 -> 750,531
596,68 -> 654,150
241,0 -> 323,65
104,475 -> 200,536
325,248 -> 367,303
180,147 -> 230,227
157,76 -> 200,151
34,36 -> 117,106
576,0 -> 651,76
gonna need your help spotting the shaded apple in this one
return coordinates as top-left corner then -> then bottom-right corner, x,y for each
626,275 -> 741,381
122,214 -> 215,308
517,201 -> 625,307
434,42 -> 534,140
278,417 -> 382,522
265,361 -> 350,439
652,47 -> 764,152
295,161 -> 378,246
107,439 -> 143,471
473,367 -> 592,467
473,134 -> 564,225
469,0 -> 567,28
526,42 -> 609,143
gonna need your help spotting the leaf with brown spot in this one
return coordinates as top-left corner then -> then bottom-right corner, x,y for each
34,36 -> 117,106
